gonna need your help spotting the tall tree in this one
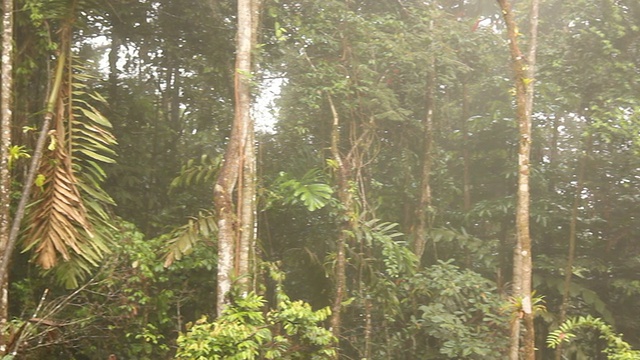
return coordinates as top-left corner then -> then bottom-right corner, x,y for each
214,0 -> 259,315
413,18 -> 435,265
0,0 -> 14,330
555,131 -> 590,359
497,0 -> 539,359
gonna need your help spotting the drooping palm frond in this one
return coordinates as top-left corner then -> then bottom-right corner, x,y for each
67,78 -> 117,271
22,53 -> 116,285
163,211 -> 218,267
169,154 -> 222,191
23,142 -> 93,269
71,70 -> 117,217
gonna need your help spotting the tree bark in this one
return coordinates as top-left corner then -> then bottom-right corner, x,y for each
548,115 -> 559,193
326,93 -> 350,346
0,0 -> 15,334
236,120 -> 255,294
108,14 -> 120,104
214,0 -> 255,316
413,21 -> 436,265
234,0 -> 261,297
497,0 -> 539,359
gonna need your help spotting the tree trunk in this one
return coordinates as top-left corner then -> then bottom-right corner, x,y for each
236,120 -> 255,294
509,234 -> 523,360
326,93 -> 350,346
555,132 -> 590,360
0,0 -> 15,335
497,0 -> 539,359
213,0 -> 255,315
413,23 -> 435,265
108,14 -> 120,104
461,82 -> 471,212
548,115 -> 559,193
234,0 -> 261,296
0,27 -> 69,292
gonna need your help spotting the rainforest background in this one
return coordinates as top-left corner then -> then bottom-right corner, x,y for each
0,0 -> 639,359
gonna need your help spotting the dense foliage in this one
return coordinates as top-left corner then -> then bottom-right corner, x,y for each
0,0 -> 639,359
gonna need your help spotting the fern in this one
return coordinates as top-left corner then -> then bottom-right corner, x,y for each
547,315 -> 640,359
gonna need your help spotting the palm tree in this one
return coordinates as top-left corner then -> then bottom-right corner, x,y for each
0,0 -> 117,299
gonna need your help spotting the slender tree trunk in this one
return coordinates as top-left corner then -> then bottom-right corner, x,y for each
461,82 -> 471,212
313,62 -> 373,359
214,0 -> 255,315
363,296 -> 372,359
523,2 -> 539,358
461,81 -> 474,268
548,115 -> 559,193
326,93 -> 350,346
235,0 -> 261,296
555,132 -> 590,360
108,15 -> 120,104
509,234 -> 523,360
236,120 -> 255,293
497,0 -> 539,359
0,28 -> 69,290
0,0 -> 15,335
413,24 -> 435,265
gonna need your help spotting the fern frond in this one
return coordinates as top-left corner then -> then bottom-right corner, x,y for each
547,315 -> 640,359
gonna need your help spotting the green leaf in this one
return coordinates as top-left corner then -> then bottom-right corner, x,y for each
76,149 -> 116,163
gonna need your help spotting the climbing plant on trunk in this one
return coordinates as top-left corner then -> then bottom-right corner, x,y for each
214,0 -> 260,315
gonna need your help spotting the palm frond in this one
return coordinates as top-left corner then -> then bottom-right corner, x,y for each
170,154 -> 222,191
23,144 -> 93,269
71,89 -> 117,207
23,56 -> 117,285
164,211 -> 218,267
